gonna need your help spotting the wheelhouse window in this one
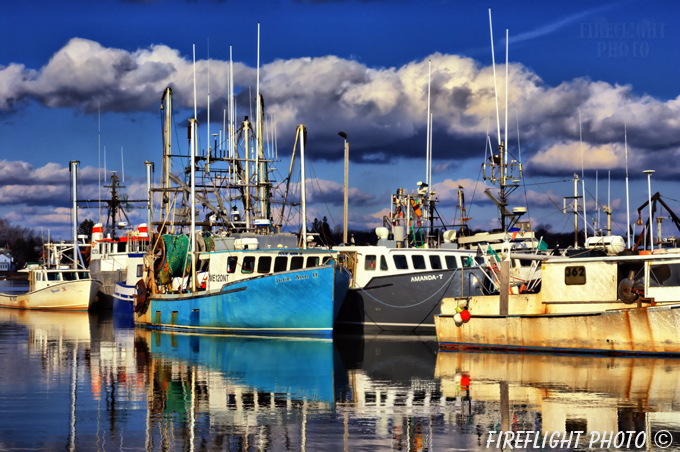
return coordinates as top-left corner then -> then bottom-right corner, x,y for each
365,255 -> 377,271
306,256 -> 319,268
393,255 -> 408,270
136,265 -> 143,278
257,256 -> 272,274
62,272 -> 77,281
290,256 -> 304,270
649,262 -> 680,287
241,256 -> 255,274
78,272 -> 89,280
430,255 -> 442,270
227,257 -> 238,274
380,256 -> 389,271
47,272 -> 60,281
274,256 -> 288,273
445,256 -> 459,269
412,255 -> 426,270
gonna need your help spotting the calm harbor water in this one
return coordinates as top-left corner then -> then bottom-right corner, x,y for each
1,306 -> 680,451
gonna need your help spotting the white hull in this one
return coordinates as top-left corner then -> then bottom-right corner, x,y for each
0,279 -> 100,311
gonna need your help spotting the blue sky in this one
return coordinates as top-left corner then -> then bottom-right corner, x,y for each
2,0 -> 680,243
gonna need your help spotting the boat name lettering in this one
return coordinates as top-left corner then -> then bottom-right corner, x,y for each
295,274 -> 309,280
277,252 -> 301,256
209,274 -> 229,283
411,274 -> 443,282
276,276 -> 291,284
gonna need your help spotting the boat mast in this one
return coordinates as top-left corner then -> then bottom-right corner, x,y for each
298,125 -> 308,249
70,160 -> 79,269
484,12 -> 523,232
256,23 -> 263,220
207,39 -> 211,174
579,109 -> 588,242
161,87 -> 172,223
189,118 -> 198,292
145,160 -> 154,232
244,118 -> 251,228
625,117 -> 631,248
190,44 -> 197,292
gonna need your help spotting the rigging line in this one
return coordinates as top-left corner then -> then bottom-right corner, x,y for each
521,171 -> 563,214
463,164 -> 485,221
533,210 -> 563,222
521,179 -> 573,186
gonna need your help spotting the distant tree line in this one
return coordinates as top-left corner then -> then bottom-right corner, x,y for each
0,219 -> 44,268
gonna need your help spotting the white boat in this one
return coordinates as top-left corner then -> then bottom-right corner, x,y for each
85,172 -> 150,310
0,267 -> 100,311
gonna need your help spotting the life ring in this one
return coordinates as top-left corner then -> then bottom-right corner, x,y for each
134,279 -> 149,314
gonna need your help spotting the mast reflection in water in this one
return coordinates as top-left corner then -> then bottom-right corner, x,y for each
1,308 -> 680,451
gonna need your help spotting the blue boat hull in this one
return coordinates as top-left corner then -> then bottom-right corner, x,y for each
112,282 -> 135,316
137,264 -> 349,337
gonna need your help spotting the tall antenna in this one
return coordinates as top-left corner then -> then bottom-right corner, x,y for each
207,38 -> 211,172
624,117 -> 631,248
504,28 -> 509,180
121,146 -> 124,183
193,44 -> 197,121
489,8 -> 502,149
425,60 -> 431,188
596,170 -> 599,230
98,103 -> 101,224
579,109 -> 587,241
483,11 -> 523,232
256,22 -> 261,164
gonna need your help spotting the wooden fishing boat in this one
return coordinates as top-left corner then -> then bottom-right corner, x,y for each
435,252 -> 680,355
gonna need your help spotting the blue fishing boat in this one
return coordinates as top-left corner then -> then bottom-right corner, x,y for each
136,246 -> 348,337
133,88 -> 349,336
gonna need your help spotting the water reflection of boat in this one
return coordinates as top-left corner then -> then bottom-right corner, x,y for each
334,334 -> 452,451
0,308 -> 92,342
138,329 -> 336,406
435,351 -> 680,445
